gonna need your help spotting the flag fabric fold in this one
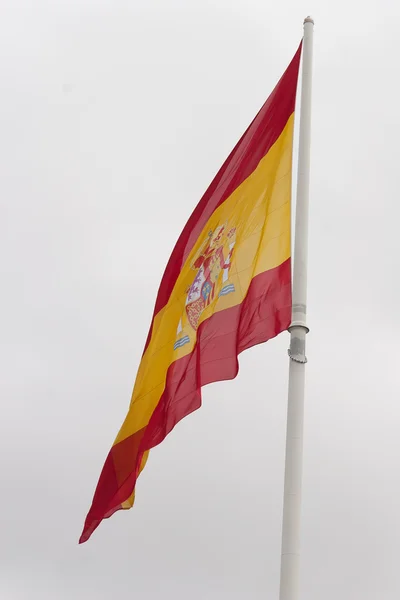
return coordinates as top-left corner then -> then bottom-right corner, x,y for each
80,42 -> 302,543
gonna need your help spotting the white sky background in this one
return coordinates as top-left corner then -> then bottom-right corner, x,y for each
1,1 -> 400,598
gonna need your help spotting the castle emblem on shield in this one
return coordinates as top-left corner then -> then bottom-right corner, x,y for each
174,224 -> 237,350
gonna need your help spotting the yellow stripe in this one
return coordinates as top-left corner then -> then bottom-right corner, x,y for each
114,113 -> 294,445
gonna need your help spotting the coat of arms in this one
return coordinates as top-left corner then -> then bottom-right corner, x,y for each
174,224 -> 236,350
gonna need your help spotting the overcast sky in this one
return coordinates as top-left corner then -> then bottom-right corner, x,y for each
1,1 -> 400,599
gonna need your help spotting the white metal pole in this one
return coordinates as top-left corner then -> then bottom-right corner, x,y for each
279,16 -> 314,600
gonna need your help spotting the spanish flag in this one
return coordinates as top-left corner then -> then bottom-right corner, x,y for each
80,43 -> 302,543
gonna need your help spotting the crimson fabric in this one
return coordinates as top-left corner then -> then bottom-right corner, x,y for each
142,44 -> 301,353
80,258 -> 291,543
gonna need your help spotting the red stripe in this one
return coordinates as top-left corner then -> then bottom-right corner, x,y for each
80,258 -> 291,543
142,43 -> 301,353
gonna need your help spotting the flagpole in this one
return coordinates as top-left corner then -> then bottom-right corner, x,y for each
279,16 -> 314,600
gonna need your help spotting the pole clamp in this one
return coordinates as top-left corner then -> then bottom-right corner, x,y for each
287,329 -> 308,363
288,348 -> 308,363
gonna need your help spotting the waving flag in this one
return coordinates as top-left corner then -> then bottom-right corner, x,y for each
80,43 -> 302,543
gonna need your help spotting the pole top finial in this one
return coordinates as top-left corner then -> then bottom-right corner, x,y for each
304,16 -> 314,24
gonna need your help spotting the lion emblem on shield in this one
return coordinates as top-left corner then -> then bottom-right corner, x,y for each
174,225 -> 236,350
